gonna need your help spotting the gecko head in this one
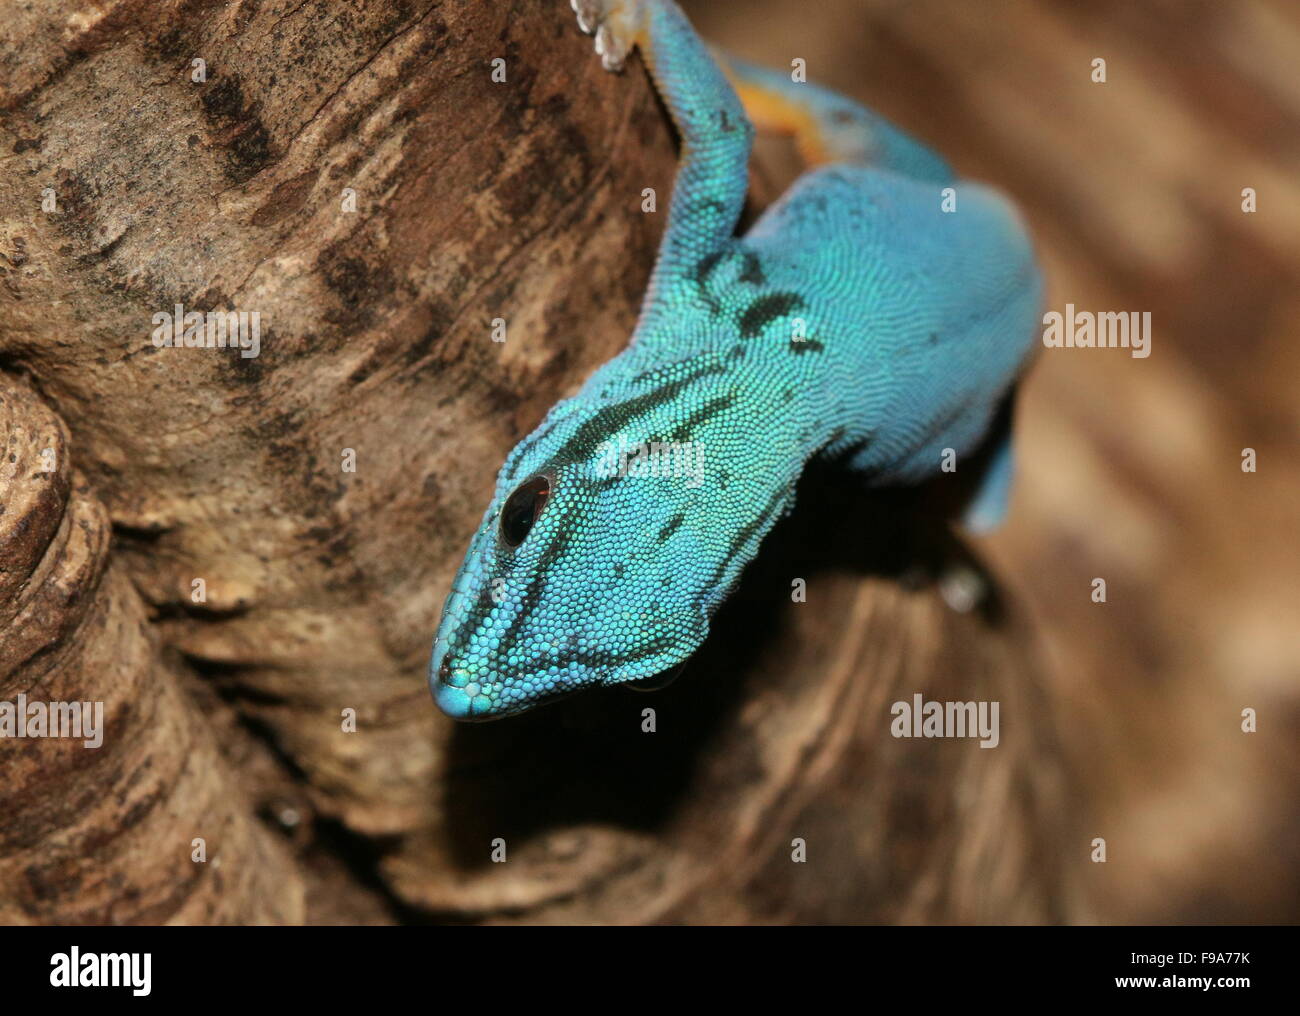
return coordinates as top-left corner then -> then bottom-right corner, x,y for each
429,458 -> 712,720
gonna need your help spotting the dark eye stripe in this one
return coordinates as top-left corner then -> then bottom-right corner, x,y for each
441,495 -> 577,672
499,633 -> 678,695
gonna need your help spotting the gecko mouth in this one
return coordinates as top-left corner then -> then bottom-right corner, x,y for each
429,630 -> 689,720
429,635 -> 604,721
622,661 -> 688,692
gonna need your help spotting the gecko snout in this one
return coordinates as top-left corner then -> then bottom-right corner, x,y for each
428,636 -> 487,720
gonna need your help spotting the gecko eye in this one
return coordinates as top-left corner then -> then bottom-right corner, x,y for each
499,474 -> 551,548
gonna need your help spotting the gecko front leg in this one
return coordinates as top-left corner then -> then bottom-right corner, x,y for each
572,0 -> 755,332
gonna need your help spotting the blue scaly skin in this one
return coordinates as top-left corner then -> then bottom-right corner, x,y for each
429,0 -> 1042,719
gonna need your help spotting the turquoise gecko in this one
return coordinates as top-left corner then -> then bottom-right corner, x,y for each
430,0 -> 1041,719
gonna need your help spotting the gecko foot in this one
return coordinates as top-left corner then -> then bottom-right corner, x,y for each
570,0 -> 643,72
937,563 -> 989,614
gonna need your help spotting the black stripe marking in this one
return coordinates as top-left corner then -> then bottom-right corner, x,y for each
693,250 -> 727,285
662,393 -> 734,443
546,368 -> 720,468
725,484 -> 792,563
739,292 -> 805,338
705,484 -> 794,592
631,355 -> 727,389
488,517 -> 579,667
657,513 -> 686,543
509,632 -> 679,691
738,251 -> 766,286
442,497 -> 577,677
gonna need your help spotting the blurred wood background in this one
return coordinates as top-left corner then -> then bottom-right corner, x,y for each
688,0 -> 1300,922
1,0 -> 1296,924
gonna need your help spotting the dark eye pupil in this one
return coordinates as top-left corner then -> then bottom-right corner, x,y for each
499,474 -> 550,547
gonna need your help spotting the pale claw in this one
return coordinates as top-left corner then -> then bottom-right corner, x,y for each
571,0 -> 602,35
595,24 -> 631,71
568,0 -> 640,73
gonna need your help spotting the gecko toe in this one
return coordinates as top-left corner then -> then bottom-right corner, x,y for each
569,0 -> 640,72
595,25 -> 630,71
571,0 -> 602,35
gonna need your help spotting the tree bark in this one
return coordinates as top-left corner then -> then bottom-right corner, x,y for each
1,0 -> 1070,924
0,377 -> 304,923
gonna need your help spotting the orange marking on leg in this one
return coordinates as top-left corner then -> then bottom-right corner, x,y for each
730,80 -> 835,167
